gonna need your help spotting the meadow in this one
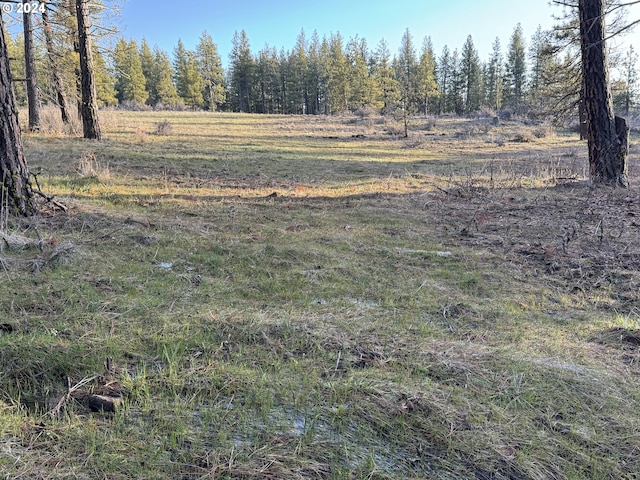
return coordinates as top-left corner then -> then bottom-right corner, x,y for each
1,110 -> 639,479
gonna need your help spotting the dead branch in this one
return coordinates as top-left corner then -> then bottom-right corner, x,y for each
48,374 -> 98,417
0,231 -> 41,250
30,243 -> 75,272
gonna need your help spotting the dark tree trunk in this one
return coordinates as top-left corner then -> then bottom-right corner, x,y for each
66,0 -> 82,117
578,0 -> 628,186
23,1 -> 41,132
579,80 -> 588,140
0,14 -> 34,215
75,0 -> 102,140
42,1 -> 71,125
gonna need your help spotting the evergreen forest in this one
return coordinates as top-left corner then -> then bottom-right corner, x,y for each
4,5 -> 638,120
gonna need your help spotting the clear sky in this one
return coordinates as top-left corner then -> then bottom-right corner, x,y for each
116,0 -> 640,68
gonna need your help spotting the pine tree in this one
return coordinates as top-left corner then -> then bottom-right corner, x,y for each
93,48 -> 117,106
396,28 -> 418,114
196,31 -> 225,111
172,39 -> 200,108
346,35 -> 375,110
23,4 -> 41,132
113,38 -> 148,105
139,38 -> 155,104
76,0 -> 101,140
229,30 -> 255,112
504,24 -> 527,109
485,37 -> 504,110
578,0 -> 628,186
618,44 -> 638,115
289,30 -> 309,114
326,32 -> 349,113
184,52 -> 204,108
41,2 -> 72,123
153,47 -> 180,107
318,36 -> 331,114
437,45 -> 451,113
173,40 -> 203,109
416,37 -> 438,115
6,33 -> 26,105
0,13 -> 34,215
528,26 -> 556,110
257,45 -> 280,113
461,35 -> 482,113
448,48 -> 464,114
306,31 -> 323,114
372,38 -> 399,114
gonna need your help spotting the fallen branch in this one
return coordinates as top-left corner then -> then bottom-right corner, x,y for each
31,171 -> 67,212
48,374 -> 98,417
0,231 -> 41,250
30,243 -> 75,273
32,189 -> 68,212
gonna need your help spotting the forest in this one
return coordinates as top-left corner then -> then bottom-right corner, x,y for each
2,1 -> 638,119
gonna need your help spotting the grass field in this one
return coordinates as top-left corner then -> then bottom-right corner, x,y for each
1,110 -> 639,479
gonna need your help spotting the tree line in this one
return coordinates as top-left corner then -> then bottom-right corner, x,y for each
5,6 -> 638,119
0,0 -> 633,218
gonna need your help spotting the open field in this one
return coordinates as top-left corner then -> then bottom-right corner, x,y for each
1,111 -> 639,479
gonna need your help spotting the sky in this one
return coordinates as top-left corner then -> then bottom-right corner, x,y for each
115,0 -> 639,68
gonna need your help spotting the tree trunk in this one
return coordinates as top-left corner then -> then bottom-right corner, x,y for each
0,14 -> 34,216
578,0 -> 628,186
23,1 -> 41,132
579,80 -> 588,140
75,0 -> 102,140
42,1 -> 71,125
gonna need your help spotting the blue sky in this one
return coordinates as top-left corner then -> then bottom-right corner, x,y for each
116,0 -> 639,67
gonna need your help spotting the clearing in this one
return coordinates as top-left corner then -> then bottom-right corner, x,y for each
1,111 -> 639,479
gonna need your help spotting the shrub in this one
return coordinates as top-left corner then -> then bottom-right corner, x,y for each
512,128 -> 534,143
77,152 -> 110,179
154,120 -> 173,136
479,106 -> 497,119
119,100 -> 152,111
354,106 -> 377,118
384,121 -> 405,136
533,122 -> 555,139
135,127 -> 147,143
38,105 -> 80,135
423,115 -> 437,131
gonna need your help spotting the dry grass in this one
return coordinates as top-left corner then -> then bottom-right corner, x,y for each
1,111 -> 639,479
76,151 -> 111,180
154,119 -> 173,136
34,105 -> 81,136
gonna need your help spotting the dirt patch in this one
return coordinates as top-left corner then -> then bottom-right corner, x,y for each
424,184 -> 640,306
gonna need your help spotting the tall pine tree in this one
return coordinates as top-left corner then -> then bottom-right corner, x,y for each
460,35 -> 482,113
113,38 -> 148,105
416,37 -> 438,115
196,31 -> 225,111
396,28 -> 418,114
372,38 -> 399,114
504,24 -> 527,110
153,47 -> 180,107
486,37 -> 504,110
229,30 -> 255,112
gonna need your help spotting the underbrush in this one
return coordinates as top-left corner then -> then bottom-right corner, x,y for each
1,112 -> 639,479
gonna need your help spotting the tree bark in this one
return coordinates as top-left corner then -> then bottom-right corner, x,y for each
42,1 -> 71,125
23,1 -> 41,132
0,14 -> 34,216
75,0 -> 102,140
578,0 -> 628,186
